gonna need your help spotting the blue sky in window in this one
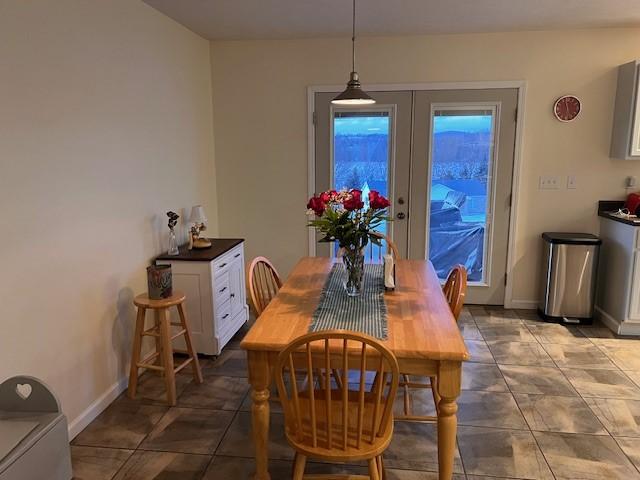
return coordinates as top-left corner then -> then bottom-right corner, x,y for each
334,116 -> 389,136
334,114 -> 491,135
433,115 -> 492,134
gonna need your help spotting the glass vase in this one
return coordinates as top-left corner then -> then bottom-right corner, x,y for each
168,229 -> 179,255
342,247 -> 364,297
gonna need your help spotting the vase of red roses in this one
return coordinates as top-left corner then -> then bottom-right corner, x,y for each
307,188 -> 391,296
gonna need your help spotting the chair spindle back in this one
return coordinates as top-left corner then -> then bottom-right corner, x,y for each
442,264 -> 468,321
248,256 -> 283,316
338,232 -> 400,264
274,331 -> 399,451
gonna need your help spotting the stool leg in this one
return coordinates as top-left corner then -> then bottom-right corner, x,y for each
158,308 -> 177,405
177,303 -> 203,384
154,310 -> 163,369
127,306 -> 146,399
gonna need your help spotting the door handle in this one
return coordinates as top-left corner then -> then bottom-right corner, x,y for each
396,212 -> 406,220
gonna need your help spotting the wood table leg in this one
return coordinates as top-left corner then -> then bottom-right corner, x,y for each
437,361 -> 462,480
247,350 -> 271,480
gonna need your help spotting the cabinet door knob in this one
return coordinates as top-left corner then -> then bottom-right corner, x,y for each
219,286 -> 227,293
222,313 -> 229,319
230,293 -> 235,298
219,262 -> 227,268
396,212 -> 406,220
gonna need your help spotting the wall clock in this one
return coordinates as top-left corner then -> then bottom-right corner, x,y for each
553,95 -> 581,122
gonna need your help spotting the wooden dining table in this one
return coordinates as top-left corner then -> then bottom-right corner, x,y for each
240,257 -> 469,480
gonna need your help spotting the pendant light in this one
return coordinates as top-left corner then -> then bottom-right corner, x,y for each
332,0 -> 375,105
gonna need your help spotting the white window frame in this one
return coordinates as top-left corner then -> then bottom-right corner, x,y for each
425,103 -> 499,287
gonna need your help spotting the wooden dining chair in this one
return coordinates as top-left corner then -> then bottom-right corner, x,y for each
442,264 -> 468,321
249,257 -> 342,394
397,264 -> 468,422
337,231 -> 400,262
275,330 -> 400,480
248,256 -> 283,316
371,231 -> 400,260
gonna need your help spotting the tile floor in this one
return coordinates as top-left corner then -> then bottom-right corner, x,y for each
71,307 -> 640,479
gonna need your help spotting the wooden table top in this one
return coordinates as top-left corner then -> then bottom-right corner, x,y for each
241,257 -> 469,362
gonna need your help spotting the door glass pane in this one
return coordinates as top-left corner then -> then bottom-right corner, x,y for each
333,110 -> 391,260
428,108 -> 495,282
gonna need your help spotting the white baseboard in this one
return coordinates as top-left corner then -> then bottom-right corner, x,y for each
67,376 -> 128,440
595,306 -> 620,333
595,306 -> 640,336
506,299 -> 538,310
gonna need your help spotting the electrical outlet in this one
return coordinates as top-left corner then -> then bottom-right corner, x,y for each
627,176 -> 637,188
567,175 -> 577,189
539,176 -> 560,190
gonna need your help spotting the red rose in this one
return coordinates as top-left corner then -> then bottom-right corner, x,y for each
307,195 -> 326,216
343,189 -> 364,211
369,190 -> 390,210
319,191 -> 331,203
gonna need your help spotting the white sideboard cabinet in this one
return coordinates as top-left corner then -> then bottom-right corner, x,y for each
156,238 -> 249,355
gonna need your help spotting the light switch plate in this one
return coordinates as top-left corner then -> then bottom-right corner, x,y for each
567,175 -> 577,189
539,176 -> 560,190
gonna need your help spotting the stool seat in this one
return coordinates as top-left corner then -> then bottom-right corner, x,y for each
128,290 -> 202,405
134,291 -> 186,309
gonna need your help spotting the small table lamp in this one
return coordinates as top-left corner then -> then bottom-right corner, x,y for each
188,205 -> 211,249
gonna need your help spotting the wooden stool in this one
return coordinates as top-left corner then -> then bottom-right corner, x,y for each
127,291 -> 203,405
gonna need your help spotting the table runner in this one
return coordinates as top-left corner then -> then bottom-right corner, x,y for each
309,263 -> 387,339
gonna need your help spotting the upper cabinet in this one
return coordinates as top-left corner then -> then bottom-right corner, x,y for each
611,60 -> 640,160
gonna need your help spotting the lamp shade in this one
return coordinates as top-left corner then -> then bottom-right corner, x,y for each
189,205 -> 207,224
332,72 -> 375,105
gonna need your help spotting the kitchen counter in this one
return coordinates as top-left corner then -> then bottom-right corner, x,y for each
598,200 -> 640,226
597,205 -> 640,335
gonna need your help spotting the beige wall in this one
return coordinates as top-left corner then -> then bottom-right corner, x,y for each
4,3 -> 640,437
0,0 -> 217,434
210,28 -> 640,306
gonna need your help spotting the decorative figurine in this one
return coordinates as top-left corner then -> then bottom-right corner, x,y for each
166,211 -> 180,255
188,205 -> 211,250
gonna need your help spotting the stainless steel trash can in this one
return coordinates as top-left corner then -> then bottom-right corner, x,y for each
538,232 -> 601,324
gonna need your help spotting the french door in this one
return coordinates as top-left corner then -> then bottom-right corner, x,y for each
314,91 -> 413,258
313,88 -> 518,305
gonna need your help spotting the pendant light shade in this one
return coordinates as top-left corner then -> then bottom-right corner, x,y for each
332,0 -> 375,105
332,72 -> 375,105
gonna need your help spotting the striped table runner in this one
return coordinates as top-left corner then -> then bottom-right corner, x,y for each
309,263 -> 387,340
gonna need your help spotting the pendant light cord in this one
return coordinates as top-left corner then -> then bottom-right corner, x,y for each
351,0 -> 356,73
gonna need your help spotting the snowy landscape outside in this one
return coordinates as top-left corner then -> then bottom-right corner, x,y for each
333,110 -> 493,280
